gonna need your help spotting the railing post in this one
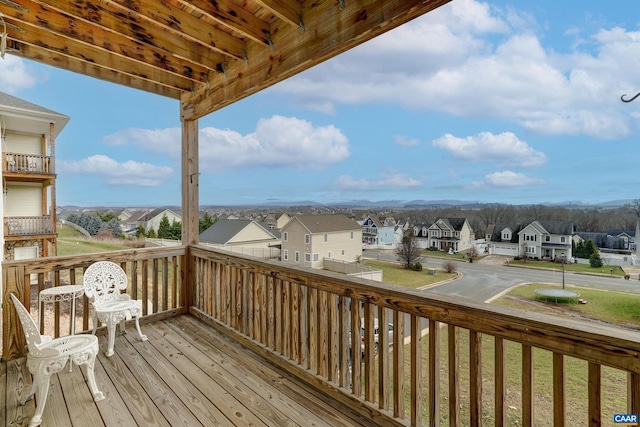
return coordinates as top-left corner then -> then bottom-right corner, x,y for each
2,264 -> 27,360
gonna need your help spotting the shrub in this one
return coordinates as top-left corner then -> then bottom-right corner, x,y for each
413,262 -> 423,271
514,256 -> 521,261
443,260 -> 457,273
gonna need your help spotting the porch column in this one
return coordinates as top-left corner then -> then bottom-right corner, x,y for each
181,118 -> 199,245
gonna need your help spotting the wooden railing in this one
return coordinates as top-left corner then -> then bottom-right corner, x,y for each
4,215 -> 54,236
3,245 -> 640,425
1,246 -> 186,360
3,152 -> 53,174
189,245 -> 640,427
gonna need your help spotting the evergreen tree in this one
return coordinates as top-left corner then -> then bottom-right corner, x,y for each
589,251 -> 603,268
199,212 -> 217,234
169,219 -> 182,240
157,214 -> 171,239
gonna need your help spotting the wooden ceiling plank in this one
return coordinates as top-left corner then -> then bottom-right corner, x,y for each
253,0 -> 301,28
181,0 -> 452,120
10,0 -> 228,72
106,0 -> 247,60
4,1 -> 214,83
10,42 -> 182,98
7,23 -> 195,91
176,0 -> 272,46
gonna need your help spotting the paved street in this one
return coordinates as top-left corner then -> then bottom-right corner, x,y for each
362,250 -> 640,303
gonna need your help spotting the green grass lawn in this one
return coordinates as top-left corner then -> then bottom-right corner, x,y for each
493,283 -> 640,330
362,259 -> 457,288
508,259 -> 626,277
56,223 -> 139,256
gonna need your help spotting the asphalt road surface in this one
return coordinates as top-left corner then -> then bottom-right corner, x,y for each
362,250 -> 640,302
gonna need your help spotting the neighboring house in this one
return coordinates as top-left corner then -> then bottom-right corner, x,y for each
121,208 -> 182,236
487,220 -> 573,259
412,223 -> 431,249
360,215 -> 395,249
140,208 -> 182,235
423,218 -> 475,253
262,212 -> 291,230
199,219 -> 280,258
1,91 -> 69,262
574,232 -> 631,255
605,229 -> 636,252
281,214 -> 362,269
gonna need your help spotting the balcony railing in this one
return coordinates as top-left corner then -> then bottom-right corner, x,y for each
3,152 -> 53,175
3,245 -> 640,426
4,216 -> 54,237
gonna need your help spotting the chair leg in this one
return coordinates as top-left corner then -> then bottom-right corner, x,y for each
28,373 -> 51,427
105,316 -> 117,357
91,311 -> 98,335
83,354 -> 105,402
21,380 -> 37,405
133,314 -> 148,342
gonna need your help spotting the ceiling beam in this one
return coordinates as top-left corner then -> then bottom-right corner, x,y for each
181,0 -> 452,120
5,1 -> 217,85
254,0 -> 301,28
6,21 -> 196,91
176,0 -> 273,46
9,42 -> 183,98
106,0 -> 246,60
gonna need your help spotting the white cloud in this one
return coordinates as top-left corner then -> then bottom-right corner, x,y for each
271,0 -> 640,139
103,115 -> 350,172
432,132 -> 547,167
336,170 -> 422,190
59,155 -> 174,186
394,135 -> 420,147
471,170 -> 546,188
0,56 -> 39,93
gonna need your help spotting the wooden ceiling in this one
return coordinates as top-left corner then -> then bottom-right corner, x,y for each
1,0 -> 451,120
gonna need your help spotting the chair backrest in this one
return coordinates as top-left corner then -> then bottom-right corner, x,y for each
10,293 -> 58,357
83,261 -> 128,304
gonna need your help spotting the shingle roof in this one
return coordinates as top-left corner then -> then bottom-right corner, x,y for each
0,91 -> 70,135
200,219 -> 253,244
293,214 -> 361,233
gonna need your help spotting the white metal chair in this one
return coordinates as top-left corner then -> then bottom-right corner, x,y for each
10,293 -> 105,427
82,261 -> 147,357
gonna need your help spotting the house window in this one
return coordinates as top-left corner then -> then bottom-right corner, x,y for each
295,252 -> 300,262
350,231 -> 354,239
324,233 -> 328,242
560,236 -> 566,243
305,253 -> 311,262
328,251 -> 332,258
526,246 -> 536,254
283,232 -> 288,241
341,249 -> 345,256
305,234 -> 310,244
502,232 -> 510,240
414,227 -> 419,236
313,253 -> 319,262
283,250 -> 288,261
546,235 -> 550,242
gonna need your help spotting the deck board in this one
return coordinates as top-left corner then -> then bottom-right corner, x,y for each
2,314 -> 369,427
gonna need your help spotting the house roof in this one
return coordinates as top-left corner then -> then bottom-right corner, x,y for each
199,219 -> 278,244
1,1 -> 451,120
432,218 -> 468,231
489,223 -> 525,244
291,214 -> 361,234
0,91 -> 70,136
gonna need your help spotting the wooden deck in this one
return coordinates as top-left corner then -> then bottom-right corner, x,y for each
1,315 -> 374,427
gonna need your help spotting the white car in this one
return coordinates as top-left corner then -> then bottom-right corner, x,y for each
349,318 -> 394,358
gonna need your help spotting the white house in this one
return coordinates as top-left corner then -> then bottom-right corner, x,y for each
281,214 -> 362,269
487,220 -> 573,259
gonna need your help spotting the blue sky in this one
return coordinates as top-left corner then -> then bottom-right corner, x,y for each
2,0 -> 640,207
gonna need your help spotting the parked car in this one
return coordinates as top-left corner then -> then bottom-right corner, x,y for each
349,318 -> 394,359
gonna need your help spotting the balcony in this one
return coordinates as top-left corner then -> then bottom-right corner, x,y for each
2,246 -> 640,426
3,153 -> 54,182
4,216 -> 54,238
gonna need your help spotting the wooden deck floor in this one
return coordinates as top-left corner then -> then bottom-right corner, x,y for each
2,315 -> 374,427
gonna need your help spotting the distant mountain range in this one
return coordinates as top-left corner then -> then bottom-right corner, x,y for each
60,199 -> 637,211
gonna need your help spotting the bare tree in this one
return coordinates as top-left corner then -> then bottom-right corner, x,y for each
395,228 -> 422,269
628,200 -> 640,252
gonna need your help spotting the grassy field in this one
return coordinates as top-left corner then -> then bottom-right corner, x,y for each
56,224 -> 140,256
362,259 -> 457,288
508,259 -> 626,277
